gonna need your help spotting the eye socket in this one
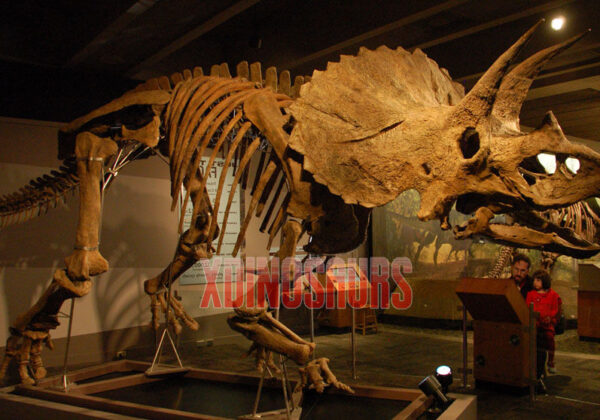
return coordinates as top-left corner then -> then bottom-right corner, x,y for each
459,127 -> 480,159
537,153 -> 556,174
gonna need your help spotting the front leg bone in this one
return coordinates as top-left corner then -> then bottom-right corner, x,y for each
144,175 -> 214,334
144,238 -> 207,334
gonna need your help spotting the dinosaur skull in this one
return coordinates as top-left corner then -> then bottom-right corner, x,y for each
424,107 -> 600,258
290,21 -> 600,258
410,24 -> 600,258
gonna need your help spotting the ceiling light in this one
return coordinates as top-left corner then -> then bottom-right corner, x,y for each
551,16 -> 565,31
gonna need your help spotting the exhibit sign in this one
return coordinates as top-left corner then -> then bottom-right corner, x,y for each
180,157 -> 242,284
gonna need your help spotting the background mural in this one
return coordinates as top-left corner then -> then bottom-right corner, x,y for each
372,190 -> 580,322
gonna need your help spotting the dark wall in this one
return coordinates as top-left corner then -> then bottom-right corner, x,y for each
0,60 -> 138,123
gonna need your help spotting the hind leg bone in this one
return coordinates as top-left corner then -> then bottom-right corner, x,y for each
0,269 -> 94,385
0,132 -> 116,384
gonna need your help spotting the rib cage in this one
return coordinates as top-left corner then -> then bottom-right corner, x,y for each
1,59 -> 304,257
135,60 -> 307,255
543,201 -> 600,244
165,74 -> 292,255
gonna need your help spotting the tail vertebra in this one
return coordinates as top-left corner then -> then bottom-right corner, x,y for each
0,159 -> 79,229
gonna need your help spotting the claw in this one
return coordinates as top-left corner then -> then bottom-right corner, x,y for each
147,288 -> 198,335
30,337 -> 47,380
168,293 -> 199,330
303,358 -> 354,394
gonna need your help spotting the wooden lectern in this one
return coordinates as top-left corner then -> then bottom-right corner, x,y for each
456,277 -> 532,388
578,263 -> 600,339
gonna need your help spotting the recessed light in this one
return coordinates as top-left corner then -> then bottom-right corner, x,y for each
551,16 -> 565,31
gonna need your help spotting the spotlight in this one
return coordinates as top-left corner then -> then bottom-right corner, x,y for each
435,365 -> 453,394
418,375 -> 453,413
551,16 -> 565,31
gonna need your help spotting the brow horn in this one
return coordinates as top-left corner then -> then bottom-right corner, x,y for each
491,29 -> 591,132
454,20 -> 544,124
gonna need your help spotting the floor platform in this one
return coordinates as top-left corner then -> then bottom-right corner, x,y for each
0,360 -> 476,419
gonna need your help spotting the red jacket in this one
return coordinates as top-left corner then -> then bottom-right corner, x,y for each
526,289 -> 560,331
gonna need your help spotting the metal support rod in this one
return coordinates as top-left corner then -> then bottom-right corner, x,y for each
529,302 -> 536,404
147,324 -> 185,374
310,289 -> 315,360
274,278 -> 291,419
150,328 -> 168,368
164,266 -> 175,344
462,305 -> 468,388
167,328 -> 184,368
61,298 -> 75,391
251,255 -> 289,418
252,369 -> 267,416
351,306 -> 357,379
282,360 -> 295,411
280,357 -> 291,420
146,217 -> 185,374
309,301 -> 315,344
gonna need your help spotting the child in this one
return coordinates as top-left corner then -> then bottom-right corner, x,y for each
526,270 -> 560,379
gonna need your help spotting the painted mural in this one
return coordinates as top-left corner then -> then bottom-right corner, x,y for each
372,189 -> 579,320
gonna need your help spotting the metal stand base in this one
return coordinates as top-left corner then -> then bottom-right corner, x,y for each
145,327 -> 189,377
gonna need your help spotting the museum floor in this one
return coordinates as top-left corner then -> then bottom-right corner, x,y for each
21,322 -> 600,419
162,323 -> 600,420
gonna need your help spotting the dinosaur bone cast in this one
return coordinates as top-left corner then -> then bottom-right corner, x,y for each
2,22 -> 600,384
228,307 -> 353,394
297,358 -> 354,394
228,307 -> 315,367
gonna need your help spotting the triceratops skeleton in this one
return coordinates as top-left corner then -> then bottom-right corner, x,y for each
1,21 -> 599,385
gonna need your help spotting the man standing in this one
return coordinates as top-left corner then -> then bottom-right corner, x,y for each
510,253 -> 532,299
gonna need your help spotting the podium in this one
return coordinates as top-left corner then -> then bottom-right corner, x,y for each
578,263 -> 600,339
456,277 -> 533,388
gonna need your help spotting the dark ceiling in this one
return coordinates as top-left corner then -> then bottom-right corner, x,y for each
1,0 -> 599,142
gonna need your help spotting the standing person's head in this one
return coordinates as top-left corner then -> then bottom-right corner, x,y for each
532,269 -> 551,291
511,254 -> 531,284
